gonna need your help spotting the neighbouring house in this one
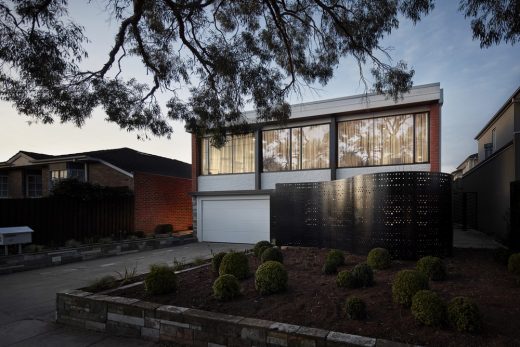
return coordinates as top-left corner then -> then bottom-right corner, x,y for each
454,86 -> 520,246
0,148 -> 192,234
451,153 -> 478,181
191,83 -> 443,244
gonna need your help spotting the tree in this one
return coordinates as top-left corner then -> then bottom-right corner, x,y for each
0,1 -> 518,146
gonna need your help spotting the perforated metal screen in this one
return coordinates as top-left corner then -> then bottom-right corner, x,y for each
270,172 -> 452,259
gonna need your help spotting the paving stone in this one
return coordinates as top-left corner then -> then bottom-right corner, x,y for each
106,320 -> 142,338
156,305 -> 189,322
107,312 -> 145,327
270,322 -> 300,334
296,326 -> 329,339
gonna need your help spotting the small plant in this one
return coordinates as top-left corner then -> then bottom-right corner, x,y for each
144,264 -> 177,295
322,259 -> 338,275
493,247 -> 513,265
337,270 -> 356,288
85,275 -> 117,292
392,269 -> 429,307
155,224 -> 174,234
64,239 -> 81,248
193,256 -> 206,266
326,249 -> 345,267
172,257 -> 187,271
447,297 -> 481,333
337,263 -> 374,288
345,296 -> 367,320
416,256 -> 447,281
367,248 -> 391,269
212,252 -> 227,273
411,290 -> 446,327
97,237 -> 112,244
219,252 -> 250,280
255,260 -> 288,295
508,253 -> 520,276
115,264 -> 137,285
23,244 -> 45,253
212,274 -> 241,301
253,241 -> 273,257
261,247 -> 283,263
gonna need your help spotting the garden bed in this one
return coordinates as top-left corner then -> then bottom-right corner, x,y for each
108,247 -> 520,346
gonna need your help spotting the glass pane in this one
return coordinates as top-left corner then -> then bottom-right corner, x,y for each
201,138 -> 209,175
415,113 -> 429,163
374,115 -> 414,165
208,136 -> 232,174
262,129 -> 290,171
233,133 -> 255,173
291,128 -> 301,170
301,124 -> 329,169
338,119 -> 372,167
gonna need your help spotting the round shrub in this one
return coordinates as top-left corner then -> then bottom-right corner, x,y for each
261,247 -> 284,264
508,253 -> 520,276
392,270 -> 429,307
322,260 -> 338,275
337,270 -> 356,288
145,264 -> 177,295
212,252 -> 227,273
219,252 -> 250,280
337,263 -> 374,288
447,297 -> 481,333
493,247 -> 513,265
416,256 -> 447,281
411,290 -> 446,326
253,241 -> 273,257
212,274 -> 241,301
345,296 -> 367,320
367,248 -> 391,269
255,261 -> 288,295
326,249 -> 345,267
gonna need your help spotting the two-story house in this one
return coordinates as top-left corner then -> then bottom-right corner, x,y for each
190,83 -> 443,244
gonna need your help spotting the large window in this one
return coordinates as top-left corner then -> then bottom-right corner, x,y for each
338,113 -> 429,167
0,175 -> 7,198
263,124 -> 329,171
26,174 -> 42,197
201,133 -> 255,175
50,163 -> 85,189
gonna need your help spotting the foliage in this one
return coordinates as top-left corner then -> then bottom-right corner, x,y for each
172,257 -> 186,271
253,241 -> 272,257
508,253 -> 520,276
212,274 -> 241,301
97,237 -> 112,244
212,252 -> 227,273
219,252 -> 250,280
255,260 -> 288,295
367,248 -> 391,270
416,256 -> 447,281
260,247 -> 284,264
411,290 -> 446,326
345,296 -> 367,320
144,264 -> 177,295
493,247 -> 513,265
155,224 -> 174,234
447,297 -> 481,333
64,239 -> 81,248
115,264 -> 137,285
50,179 -> 133,201
392,269 -> 429,307
322,259 -> 338,275
23,244 -> 45,253
337,263 -> 374,288
326,249 -> 345,268
193,256 -> 206,266
85,275 -> 117,292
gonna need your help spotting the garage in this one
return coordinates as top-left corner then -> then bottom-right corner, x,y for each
198,195 -> 270,244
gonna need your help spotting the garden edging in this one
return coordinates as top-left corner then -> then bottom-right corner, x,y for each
56,289 -> 417,347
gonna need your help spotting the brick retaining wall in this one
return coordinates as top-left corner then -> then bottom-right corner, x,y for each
56,290 -> 413,347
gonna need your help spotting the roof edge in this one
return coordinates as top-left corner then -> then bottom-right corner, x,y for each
475,85 -> 520,140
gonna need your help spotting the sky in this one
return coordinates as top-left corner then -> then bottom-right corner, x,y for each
1,1 -> 519,173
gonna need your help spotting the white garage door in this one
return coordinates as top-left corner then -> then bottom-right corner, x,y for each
200,197 -> 270,244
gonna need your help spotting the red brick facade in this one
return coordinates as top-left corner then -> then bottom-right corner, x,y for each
134,172 -> 193,234
429,103 -> 441,172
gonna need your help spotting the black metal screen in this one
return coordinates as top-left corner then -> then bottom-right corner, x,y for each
271,171 -> 452,259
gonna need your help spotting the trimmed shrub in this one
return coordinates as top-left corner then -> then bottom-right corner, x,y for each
255,261 -> 288,295
145,264 -> 177,295
85,275 -> 117,292
212,252 -> 227,273
392,270 -> 429,307
65,239 -> 81,248
411,290 -> 446,326
447,297 -> 481,333
417,256 -> 447,281
508,253 -> 520,276
337,263 -> 374,288
337,270 -> 356,288
261,247 -> 284,263
322,259 -> 338,275
367,248 -> 391,269
155,224 -> 173,234
212,274 -> 241,301
326,249 -> 345,267
253,241 -> 273,257
345,296 -> 367,320
493,247 -> 513,265
219,252 -> 250,280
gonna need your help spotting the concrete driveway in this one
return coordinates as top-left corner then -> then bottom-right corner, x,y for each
0,242 -> 251,346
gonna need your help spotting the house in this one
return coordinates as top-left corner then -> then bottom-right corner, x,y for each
454,86 -> 520,245
191,83 -> 443,244
452,153 -> 478,181
0,148 -> 192,234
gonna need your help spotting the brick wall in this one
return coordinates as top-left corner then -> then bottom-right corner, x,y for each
134,172 -> 193,234
429,103 -> 441,172
88,163 -> 134,190
7,170 -> 23,198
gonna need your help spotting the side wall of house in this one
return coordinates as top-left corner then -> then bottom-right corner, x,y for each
87,163 -> 134,190
134,172 -> 193,234
477,103 -> 514,162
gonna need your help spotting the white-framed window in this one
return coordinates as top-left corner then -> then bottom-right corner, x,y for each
26,174 -> 42,198
0,175 -> 8,198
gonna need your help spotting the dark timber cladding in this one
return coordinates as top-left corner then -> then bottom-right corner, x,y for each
270,172 -> 453,259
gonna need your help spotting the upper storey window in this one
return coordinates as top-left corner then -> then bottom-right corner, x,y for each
262,124 -> 329,171
201,133 -> 255,175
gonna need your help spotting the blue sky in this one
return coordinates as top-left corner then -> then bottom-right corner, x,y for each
1,0 -> 519,172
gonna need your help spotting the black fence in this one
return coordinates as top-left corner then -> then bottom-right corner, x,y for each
511,181 -> 520,250
0,197 -> 134,245
271,172 -> 452,259
453,192 -> 478,230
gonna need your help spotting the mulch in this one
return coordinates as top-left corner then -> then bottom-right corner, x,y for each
111,247 -> 520,346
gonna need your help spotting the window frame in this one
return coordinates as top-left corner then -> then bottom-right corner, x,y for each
0,175 -> 8,198
26,174 -> 42,198
200,133 -> 256,175
337,112 -> 430,169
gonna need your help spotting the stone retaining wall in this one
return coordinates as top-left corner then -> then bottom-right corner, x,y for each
56,290 -> 412,347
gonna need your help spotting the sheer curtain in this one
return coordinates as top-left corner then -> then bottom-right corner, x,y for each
415,113 -> 429,163
262,129 -> 290,171
338,119 -> 372,167
233,134 -> 255,173
301,124 -> 329,169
